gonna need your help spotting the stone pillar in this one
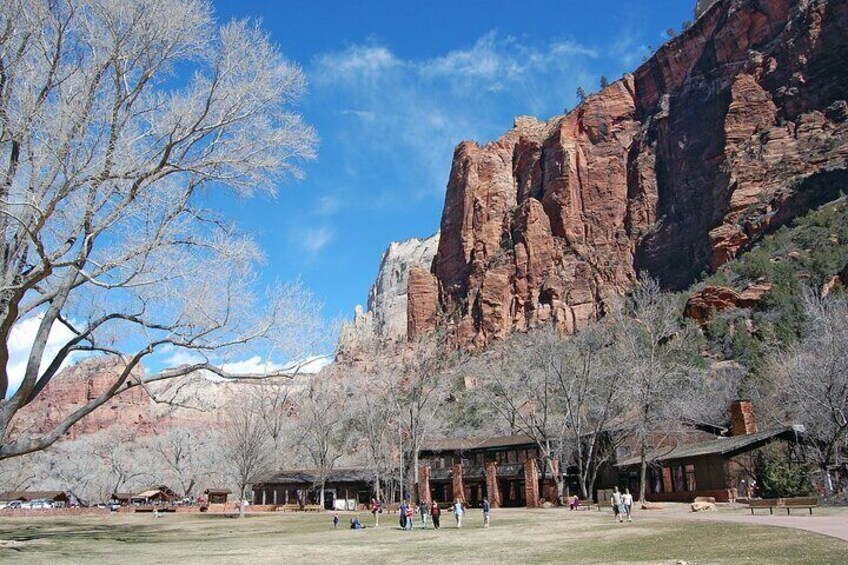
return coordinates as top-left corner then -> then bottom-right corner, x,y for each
524,458 -> 539,508
418,465 -> 432,503
452,463 -> 465,503
485,462 -> 501,508
662,467 -> 673,493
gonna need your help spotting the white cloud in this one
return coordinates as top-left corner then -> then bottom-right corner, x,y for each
314,194 -> 344,216
163,348 -> 206,367
219,354 -> 331,376
5,313 -> 79,397
301,226 -> 334,254
309,31 -> 600,198
313,44 -> 400,84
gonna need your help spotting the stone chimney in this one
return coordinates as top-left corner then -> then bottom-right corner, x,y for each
730,400 -> 758,436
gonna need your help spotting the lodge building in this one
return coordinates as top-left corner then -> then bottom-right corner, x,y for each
253,401 -> 808,508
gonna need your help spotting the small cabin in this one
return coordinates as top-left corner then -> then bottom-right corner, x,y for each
203,488 -> 231,504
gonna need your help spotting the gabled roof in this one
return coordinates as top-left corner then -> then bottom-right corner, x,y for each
256,467 -> 373,486
420,434 -> 537,453
204,489 -> 232,495
0,491 -> 68,501
615,427 -> 804,467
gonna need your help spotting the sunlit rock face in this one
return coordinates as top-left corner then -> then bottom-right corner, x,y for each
410,0 -> 848,349
367,233 -> 440,342
695,0 -> 719,19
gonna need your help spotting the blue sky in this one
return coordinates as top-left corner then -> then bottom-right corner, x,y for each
208,0 -> 695,323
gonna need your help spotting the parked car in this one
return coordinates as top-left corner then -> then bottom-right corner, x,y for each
23,499 -> 54,509
1,501 -> 22,510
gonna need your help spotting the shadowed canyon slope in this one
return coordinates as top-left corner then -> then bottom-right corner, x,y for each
408,0 -> 848,349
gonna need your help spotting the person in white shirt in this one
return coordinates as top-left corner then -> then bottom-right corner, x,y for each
622,489 -> 634,522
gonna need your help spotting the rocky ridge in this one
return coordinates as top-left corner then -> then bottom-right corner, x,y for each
11,357 -> 242,440
407,0 -> 848,349
367,233 -> 440,342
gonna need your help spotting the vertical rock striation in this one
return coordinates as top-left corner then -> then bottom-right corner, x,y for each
367,233 -> 440,342
411,0 -> 848,349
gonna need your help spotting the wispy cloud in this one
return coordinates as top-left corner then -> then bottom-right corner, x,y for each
300,226 -> 334,254
310,31 -> 600,200
314,194 -> 344,216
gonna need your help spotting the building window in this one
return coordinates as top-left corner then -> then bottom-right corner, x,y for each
685,464 -> 697,491
673,465 -> 685,492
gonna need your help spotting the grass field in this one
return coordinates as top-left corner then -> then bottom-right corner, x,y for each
0,506 -> 846,564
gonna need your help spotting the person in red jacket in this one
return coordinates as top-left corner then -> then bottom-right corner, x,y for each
430,501 -> 441,529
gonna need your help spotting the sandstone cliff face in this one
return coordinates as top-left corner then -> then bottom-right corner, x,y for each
367,233 -> 440,342
11,357 -> 238,440
413,0 -> 848,349
338,234 -> 440,363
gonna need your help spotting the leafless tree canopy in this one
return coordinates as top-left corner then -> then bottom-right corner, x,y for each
766,293 -> 848,482
0,0 -> 318,459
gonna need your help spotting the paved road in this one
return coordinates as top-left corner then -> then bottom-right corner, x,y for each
683,510 -> 848,542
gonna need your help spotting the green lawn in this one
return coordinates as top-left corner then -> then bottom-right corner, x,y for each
0,507 -> 845,564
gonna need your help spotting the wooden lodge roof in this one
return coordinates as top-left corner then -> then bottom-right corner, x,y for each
256,467 -> 373,486
0,491 -> 68,502
420,434 -> 537,453
615,427 -> 804,467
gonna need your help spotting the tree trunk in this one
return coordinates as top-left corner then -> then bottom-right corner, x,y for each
638,441 -> 648,504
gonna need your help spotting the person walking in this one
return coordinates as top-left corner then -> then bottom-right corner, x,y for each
622,489 -> 633,522
418,499 -> 428,529
611,487 -> 624,523
399,500 -> 408,529
370,498 -> 381,527
453,499 -> 464,528
431,501 -> 441,529
481,498 -> 491,528
405,501 -> 415,530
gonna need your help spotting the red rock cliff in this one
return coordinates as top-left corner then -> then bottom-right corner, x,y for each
410,0 -> 848,349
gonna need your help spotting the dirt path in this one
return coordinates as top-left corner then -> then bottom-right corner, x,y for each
681,510 -> 848,542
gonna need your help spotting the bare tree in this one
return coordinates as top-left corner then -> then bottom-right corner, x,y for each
219,397 -> 273,515
0,0 -> 318,460
546,323 -> 630,500
45,428 -> 154,505
384,335 -> 458,502
155,426 -> 211,499
618,278 -> 706,503
347,367 -> 395,501
475,329 -> 571,504
293,371 -> 354,508
767,293 -> 848,493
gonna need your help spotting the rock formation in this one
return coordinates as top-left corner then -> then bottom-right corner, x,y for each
367,233 -> 440,342
338,233 -> 439,361
684,282 -> 772,322
11,357 -> 241,440
410,0 -> 848,349
695,0 -> 720,18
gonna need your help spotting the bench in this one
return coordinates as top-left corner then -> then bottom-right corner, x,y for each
276,504 -> 301,512
748,499 -> 779,515
302,504 -> 323,512
780,497 -> 818,515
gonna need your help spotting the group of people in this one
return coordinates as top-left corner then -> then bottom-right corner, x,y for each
335,497 -> 491,530
610,487 -> 634,523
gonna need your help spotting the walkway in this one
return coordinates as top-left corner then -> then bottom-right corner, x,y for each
682,509 -> 848,542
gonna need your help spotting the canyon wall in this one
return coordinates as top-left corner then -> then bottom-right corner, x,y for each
367,233 -> 440,342
411,0 -> 848,349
